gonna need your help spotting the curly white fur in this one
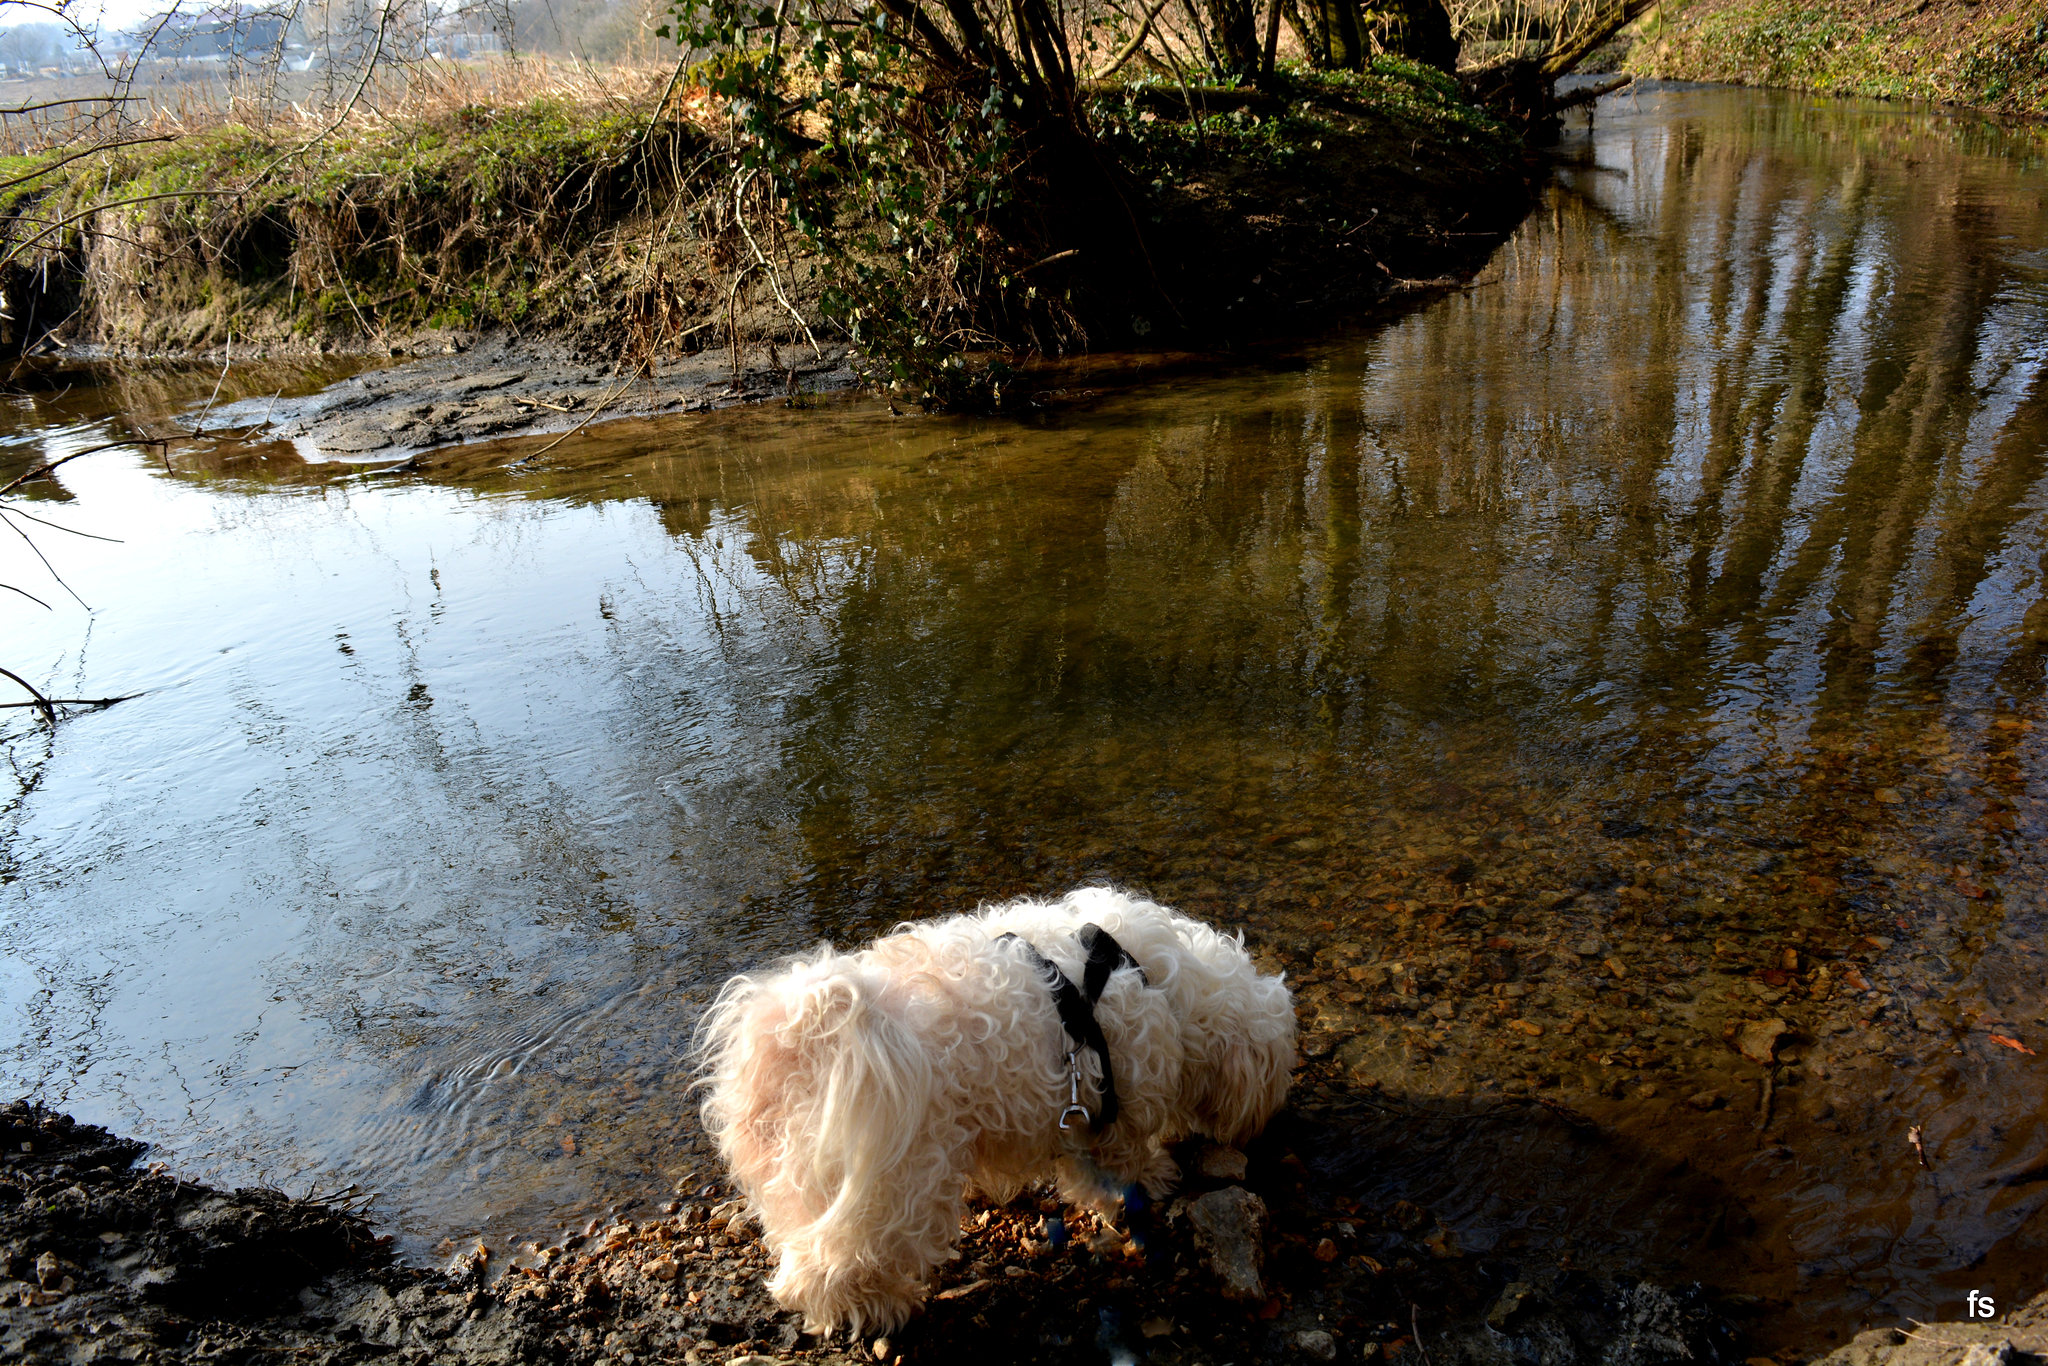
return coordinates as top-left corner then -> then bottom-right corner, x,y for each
697,887 -> 1296,1334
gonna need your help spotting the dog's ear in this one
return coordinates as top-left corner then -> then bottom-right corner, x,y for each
704,963 -> 938,1225
1190,979 -> 1297,1146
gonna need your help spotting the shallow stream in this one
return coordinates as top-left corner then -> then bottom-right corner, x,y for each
4,83 -> 2046,1354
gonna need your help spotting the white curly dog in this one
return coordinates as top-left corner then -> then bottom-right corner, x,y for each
698,887 -> 1297,1333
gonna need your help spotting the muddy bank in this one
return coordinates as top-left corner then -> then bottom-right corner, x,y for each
172,337 -> 861,463
1,1096 -> 1761,1366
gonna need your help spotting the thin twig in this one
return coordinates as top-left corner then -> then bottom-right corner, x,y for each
0,667 -> 56,727
1090,0 -> 1175,79
0,582 -> 52,609
505,353 -> 657,468
0,135 -> 179,198
2,514 -> 88,609
190,334 -> 234,436
0,505 -> 123,543
733,172 -> 822,359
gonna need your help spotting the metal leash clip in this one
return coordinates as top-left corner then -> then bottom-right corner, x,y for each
1058,1049 -> 1091,1131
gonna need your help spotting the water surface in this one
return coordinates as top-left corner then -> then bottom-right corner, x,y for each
3,83 -> 2046,1351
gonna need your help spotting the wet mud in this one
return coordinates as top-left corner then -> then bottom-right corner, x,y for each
177,339 -> 860,464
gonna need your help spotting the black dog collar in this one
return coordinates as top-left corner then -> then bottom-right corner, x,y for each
998,924 -> 1148,1130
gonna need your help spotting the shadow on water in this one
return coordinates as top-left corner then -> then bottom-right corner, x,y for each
2,84 -> 2047,1351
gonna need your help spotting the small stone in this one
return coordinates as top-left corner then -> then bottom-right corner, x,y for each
872,1337 -> 891,1361
1430,1001 -> 1455,1020
1875,788 -> 1904,804
1314,1237 -> 1339,1262
1186,1186 -> 1270,1300
1686,1091 -> 1726,1111
1140,1316 -> 1175,1338
33,1252 -> 59,1290
1737,1018 -> 1790,1065
1295,1328 -> 1338,1360
1605,957 -> 1629,979
1573,938 -> 1604,957
643,1255 -> 678,1281
1958,1344 -> 2016,1366
1487,1280 -> 1536,1329
1198,1145 -> 1249,1181
1507,1019 -> 1544,1036
1333,1036 -> 1376,1073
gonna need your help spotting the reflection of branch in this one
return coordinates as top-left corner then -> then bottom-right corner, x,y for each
0,439 -> 168,498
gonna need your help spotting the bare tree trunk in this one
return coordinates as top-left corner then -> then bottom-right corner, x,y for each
1540,0 -> 1658,76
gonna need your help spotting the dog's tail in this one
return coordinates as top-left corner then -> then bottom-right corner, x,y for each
698,951 -> 942,1327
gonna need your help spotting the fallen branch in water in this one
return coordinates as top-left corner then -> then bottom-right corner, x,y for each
0,692 -> 138,713
0,668 -> 56,726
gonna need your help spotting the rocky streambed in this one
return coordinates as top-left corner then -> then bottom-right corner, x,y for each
1,1095 -> 1758,1366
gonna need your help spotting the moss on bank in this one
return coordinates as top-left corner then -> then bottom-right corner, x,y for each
0,61 -> 1528,365
1622,0 -> 2048,118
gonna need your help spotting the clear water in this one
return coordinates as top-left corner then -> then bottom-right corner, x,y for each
3,83 -> 2046,1351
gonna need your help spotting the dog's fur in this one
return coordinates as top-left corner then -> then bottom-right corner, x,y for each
697,887 -> 1296,1334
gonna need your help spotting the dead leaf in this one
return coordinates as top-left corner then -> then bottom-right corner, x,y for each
1988,1034 -> 2036,1055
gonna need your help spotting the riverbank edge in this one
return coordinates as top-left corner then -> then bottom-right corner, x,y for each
1615,0 -> 2048,120
1,63 -> 1536,406
0,1098 -> 1723,1366
6,1099 -> 2042,1366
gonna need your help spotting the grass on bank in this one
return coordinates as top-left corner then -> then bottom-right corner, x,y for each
0,56 -> 1518,360
1622,0 -> 2048,118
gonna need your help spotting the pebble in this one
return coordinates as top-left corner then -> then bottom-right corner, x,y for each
1198,1144 -> 1249,1180
1186,1186 -> 1270,1300
1296,1327 -> 1338,1359
1737,1018 -> 1789,1065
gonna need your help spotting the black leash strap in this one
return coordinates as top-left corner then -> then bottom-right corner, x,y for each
998,924 -> 1147,1130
